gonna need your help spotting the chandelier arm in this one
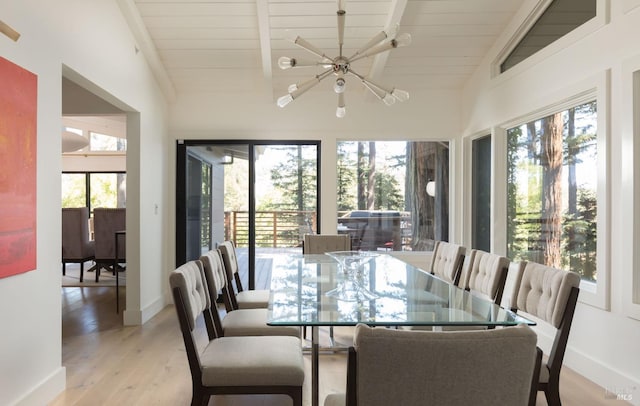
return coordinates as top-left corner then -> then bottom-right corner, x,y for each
347,29 -> 390,61
290,35 -> 335,62
349,32 -> 411,63
348,70 -> 396,106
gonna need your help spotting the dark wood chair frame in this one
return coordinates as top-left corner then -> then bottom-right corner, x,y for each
171,286 -> 303,406
512,286 -> 580,406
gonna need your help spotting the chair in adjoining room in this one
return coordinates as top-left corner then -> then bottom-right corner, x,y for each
62,207 -> 95,283
199,250 -> 300,338
170,260 -> 304,406
92,207 -> 126,282
510,261 -> 581,406
324,323 -> 541,406
217,240 -> 270,311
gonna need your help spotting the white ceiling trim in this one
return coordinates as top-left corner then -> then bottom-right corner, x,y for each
256,0 -> 273,85
368,0 -> 408,82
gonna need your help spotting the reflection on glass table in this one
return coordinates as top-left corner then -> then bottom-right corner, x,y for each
266,253 -> 535,406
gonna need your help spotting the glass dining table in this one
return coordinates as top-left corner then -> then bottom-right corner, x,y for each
266,252 -> 535,406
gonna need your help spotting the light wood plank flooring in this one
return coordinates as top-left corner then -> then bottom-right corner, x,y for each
51,286 -> 626,406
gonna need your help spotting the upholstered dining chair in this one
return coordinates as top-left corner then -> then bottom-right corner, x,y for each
62,207 -> 95,283
510,261 -> 581,406
92,207 -> 126,282
429,240 -> 465,285
200,250 -> 300,338
439,249 -> 510,331
217,240 -> 270,311
170,260 -> 305,406
301,234 -> 352,342
303,234 -> 351,255
458,249 -> 510,304
324,323 -> 541,406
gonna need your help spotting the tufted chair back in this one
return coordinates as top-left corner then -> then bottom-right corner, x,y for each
511,262 -> 580,328
459,249 -> 510,304
170,260 -> 211,332
429,241 -> 465,285
200,249 -> 234,312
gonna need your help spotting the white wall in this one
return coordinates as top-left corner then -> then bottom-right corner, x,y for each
168,87 -> 464,258
462,1 -> 640,403
0,1 -> 169,404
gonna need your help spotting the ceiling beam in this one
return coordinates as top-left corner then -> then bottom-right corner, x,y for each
368,0 -> 408,82
256,0 -> 274,99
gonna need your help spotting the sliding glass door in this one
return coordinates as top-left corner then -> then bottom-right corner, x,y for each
176,140 -> 319,289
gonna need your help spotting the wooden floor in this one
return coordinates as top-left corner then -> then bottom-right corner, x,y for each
51,286 -> 626,406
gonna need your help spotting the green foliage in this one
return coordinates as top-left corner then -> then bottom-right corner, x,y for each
506,101 -> 597,281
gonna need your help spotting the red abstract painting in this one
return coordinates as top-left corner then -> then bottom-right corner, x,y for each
0,56 -> 37,278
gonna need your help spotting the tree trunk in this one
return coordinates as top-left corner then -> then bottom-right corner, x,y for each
540,113 -> 563,268
367,142 -> 376,209
357,142 -> 366,209
407,142 -> 434,250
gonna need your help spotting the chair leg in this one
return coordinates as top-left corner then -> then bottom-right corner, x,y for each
62,262 -> 66,276
290,387 -> 303,406
544,382 -> 562,406
80,262 -> 84,283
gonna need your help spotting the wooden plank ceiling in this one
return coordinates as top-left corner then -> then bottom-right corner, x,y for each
127,0 -> 527,100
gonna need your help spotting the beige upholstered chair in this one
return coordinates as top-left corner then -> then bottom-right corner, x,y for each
170,260 -> 304,406
301,234 -> 351,342
429,240 -> 465,285
62,207 -> 95,283
93,207 -> 126,282
324,323 -> 540,406
200,250 -> 300,337
510,262 -> 581,406
217,240 -> 270,310
458,249 -> 510,304
439,249 -> 510,332
303,234 -> 351,254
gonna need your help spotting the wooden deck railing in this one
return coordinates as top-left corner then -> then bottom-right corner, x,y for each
225,210 -> 412,250
225,210 -> 317,248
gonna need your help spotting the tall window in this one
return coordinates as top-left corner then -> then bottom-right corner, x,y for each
507,101 -> 597,281
336,141 -> 449,251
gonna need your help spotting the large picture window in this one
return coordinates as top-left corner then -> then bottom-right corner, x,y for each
507,101 -> 597,282
336,141 -> 449,251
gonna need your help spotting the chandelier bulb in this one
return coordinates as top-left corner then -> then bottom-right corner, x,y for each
382,93 -> 396,106
391,88 -> 410,102
336,106 -> 346,118
278,56 -> 294,70
277,94 -> 294,108
334,77 -> 346,94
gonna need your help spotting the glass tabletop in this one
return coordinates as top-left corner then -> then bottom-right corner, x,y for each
267,253 -> 535,327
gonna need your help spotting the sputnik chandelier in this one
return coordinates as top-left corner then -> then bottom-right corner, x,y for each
276,0 -> 411,118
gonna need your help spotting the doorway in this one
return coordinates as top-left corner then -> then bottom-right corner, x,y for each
176,140 -> 320,289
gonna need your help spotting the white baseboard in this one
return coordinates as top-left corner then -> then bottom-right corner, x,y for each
123,295 -> 167,326
12,366 -> 65,406
564,344 -> 640,405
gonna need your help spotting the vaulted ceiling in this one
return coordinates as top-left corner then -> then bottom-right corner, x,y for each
122,0 -> 527,102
